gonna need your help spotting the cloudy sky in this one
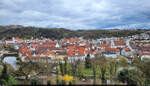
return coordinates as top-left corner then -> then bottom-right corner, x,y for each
0,0 -> 150,30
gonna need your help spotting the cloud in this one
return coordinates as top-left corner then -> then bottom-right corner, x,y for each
104,22 -> 150,30
0,0 -> 150,30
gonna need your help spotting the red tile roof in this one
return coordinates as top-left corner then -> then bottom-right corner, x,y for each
67,45 -> 77,49
114,40 -> 126,46
31,43 -> 39,48
67,46 -> 85,56
43,50 -> 55,55
14,37 -> 23,42
105,48 -> 120,52
47,41 -> 57,44
124,48 -> 130,51
19,48 -> 32,56
77,50 -> 85,56
69,38 -> 80,43
85,50 -> 93,54
79,46 -> 85,51
22,43 -> 28,48
67,50 -> 75,56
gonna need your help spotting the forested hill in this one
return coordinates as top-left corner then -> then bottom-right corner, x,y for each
0,25 -> 148,40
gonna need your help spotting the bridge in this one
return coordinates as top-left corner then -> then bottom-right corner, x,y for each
0,52 -> 18,62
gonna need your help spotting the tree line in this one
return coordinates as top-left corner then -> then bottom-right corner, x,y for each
0,25 -> 146,40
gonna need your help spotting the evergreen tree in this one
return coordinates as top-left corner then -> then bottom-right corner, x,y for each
59,62 -> 64,75
56,78 -> 60,85
71,61 -> 77,77
47,80 -> 51,85
0,64 -> 18,85
64,59 -> 67,74
31,78 -> 37,86
0,64 -> 9,82
85,54 -> 92,68
92,65 -> 96,85
118,69 -> 137,85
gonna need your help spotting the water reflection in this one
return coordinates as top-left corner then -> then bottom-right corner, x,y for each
3,56 -> 17,69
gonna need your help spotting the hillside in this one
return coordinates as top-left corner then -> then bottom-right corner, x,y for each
0,25 -> 147,40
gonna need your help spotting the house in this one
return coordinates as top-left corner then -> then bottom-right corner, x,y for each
24,56 -> 51,63
67,45 -> 86,62
114,40 -> 126,48
5,39 -> 15,44
17,37 -> 136,63
121,47 -> 132,57
105,48 -> 120,55
140,52 -> 150,60
13,37 -> 24,43
97,43 -> 110,50
138,44 -> 150,60
5,37 -> 23,44
140,33 -> 149,40
103,48 -> 120,59
132,35 -> 139,39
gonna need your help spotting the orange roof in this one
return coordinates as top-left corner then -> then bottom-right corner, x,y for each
32,43 -> 39,48
14,37 -> 23,41
105,48 -> 120,52
124,48 -> 130,51
67,45 -> 79,49
67,45 -> 75,49
77,50 -> 85,56
19,48 -> 32,56
67,50 -> 75,56
44,50 -> 55,55
85,50 -> 93,54
67,48 -> 86,56
79,46 -> 85,51
69,38 -> 80,43
114,40 -> 126,46
42,44 -> 56,47
22,43 -> 28,48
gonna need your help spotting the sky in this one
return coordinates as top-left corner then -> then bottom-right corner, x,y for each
0,0 -> 150,30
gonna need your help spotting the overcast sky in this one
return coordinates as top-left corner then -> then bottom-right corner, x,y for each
0,0 -> 150,30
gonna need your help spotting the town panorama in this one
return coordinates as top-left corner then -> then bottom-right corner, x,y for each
0,25 -> 150,85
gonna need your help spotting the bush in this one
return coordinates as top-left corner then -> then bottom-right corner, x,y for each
47,80 -> 51,85
118,69 -> 136,85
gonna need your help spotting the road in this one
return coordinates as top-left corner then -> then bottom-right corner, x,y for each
126,38 -> 134,52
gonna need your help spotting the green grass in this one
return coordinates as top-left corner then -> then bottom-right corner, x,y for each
83,68 -> 93,75
82,68 -> 101,76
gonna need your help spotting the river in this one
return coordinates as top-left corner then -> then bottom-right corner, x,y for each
3,56 -> 17,69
